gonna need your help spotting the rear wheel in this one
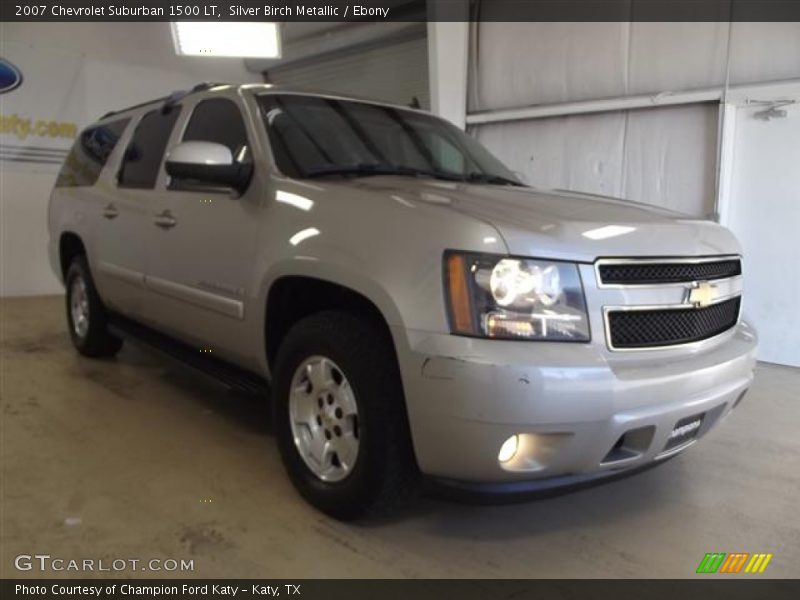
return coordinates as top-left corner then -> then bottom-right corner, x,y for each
273,311 -> 417,519
65,256 -> 122,358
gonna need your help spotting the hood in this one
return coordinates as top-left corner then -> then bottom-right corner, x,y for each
327,177 -> 740,262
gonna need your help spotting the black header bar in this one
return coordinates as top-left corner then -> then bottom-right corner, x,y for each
3,0 -> 800,22
2,579 -> 800,600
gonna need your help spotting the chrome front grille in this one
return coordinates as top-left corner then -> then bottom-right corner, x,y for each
607,297 -> 741,349
595,256 -> 743,351
598,258 -> 741,286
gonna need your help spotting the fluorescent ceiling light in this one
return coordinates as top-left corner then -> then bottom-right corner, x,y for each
171,22 -> 281,58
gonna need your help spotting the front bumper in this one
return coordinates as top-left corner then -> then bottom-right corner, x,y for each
395,321 -> 757,486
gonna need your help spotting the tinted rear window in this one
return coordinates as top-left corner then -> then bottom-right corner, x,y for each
118,106 -> 182,189
55,119 -> 130,187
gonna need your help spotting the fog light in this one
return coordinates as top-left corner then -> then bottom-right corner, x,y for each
498,435 -> 519,463
498,432 -> 572,472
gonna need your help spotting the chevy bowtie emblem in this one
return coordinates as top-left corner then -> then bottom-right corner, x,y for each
687,281 -> 718,308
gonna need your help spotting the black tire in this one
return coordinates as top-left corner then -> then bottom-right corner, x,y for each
273,310 -> 418,520
65,256 -> 123,358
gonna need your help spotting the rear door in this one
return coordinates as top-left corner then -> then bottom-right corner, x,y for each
143,94 -> 262,366
76,111 -> 165,317
93,106 -> 182,317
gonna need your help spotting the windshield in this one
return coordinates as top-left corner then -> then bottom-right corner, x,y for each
257,94 -> 523,186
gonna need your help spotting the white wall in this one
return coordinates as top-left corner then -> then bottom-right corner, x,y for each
427,22 -> 469,128
3,23 -> 256,115
1,23 -> 254,297
722,101 -> 800,367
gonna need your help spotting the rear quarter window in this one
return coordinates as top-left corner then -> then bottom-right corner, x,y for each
55,118 -> 130,187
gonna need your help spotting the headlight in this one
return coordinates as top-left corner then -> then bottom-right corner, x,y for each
444,251 -> 590,341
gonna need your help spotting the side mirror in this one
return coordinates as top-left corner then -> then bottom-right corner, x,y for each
165,141 -> 252,194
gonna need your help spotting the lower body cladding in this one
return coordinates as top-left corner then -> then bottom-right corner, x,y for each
396,321 -> 757,497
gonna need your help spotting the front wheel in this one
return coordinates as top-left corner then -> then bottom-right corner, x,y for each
65,256 -> 123,358
273,311 -> 417,519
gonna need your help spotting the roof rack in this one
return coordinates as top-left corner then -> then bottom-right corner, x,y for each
99,82 -> 231,120
192,82 -> 229,92
99,96 -> 170,120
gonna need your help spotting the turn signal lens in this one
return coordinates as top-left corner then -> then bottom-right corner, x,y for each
445,253 -> 475,334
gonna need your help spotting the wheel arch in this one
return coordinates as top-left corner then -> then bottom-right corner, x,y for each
59,231 -> 87,278
264,272 -> 406,377
263,267 -> 422,488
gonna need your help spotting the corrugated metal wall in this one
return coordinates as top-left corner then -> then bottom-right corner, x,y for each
468,22 -> 800,217
470,22 -> 800,110
475,104 -> 719,217
266,36 -> 429,109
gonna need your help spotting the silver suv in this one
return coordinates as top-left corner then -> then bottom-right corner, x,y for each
48,83 -> 757,519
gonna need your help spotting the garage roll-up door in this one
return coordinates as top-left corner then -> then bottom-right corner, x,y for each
265,36 -> 429,110
473,103 -> 718,218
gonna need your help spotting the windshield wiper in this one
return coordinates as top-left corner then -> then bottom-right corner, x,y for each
464,172 -> 525,187
304,163 -> 464,182
304,164 -> 395,178
303,164 -> 523,186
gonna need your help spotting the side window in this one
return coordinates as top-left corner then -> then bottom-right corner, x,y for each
55,118 -> 130,187
118,106 -> 182,189
182,98 -> 248,157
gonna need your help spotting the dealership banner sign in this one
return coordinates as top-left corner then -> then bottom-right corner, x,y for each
0,42 -> 85,170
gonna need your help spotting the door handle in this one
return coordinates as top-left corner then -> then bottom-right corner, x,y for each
102,204 -> 119,219
153,210 -> 177,229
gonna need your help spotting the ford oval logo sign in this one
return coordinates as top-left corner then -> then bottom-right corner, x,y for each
0,59 -> 23,94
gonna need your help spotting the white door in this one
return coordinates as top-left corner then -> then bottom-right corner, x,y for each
724,102 -> 800,367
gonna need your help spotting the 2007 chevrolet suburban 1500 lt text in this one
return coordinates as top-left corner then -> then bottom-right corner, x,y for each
48,84 -> 757,519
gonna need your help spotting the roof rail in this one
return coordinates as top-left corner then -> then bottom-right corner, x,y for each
99,96 -> 171,120
192,82 -> 229,91
98,82 -> 231,120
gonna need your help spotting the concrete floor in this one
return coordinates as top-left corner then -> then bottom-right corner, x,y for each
1,295 -> 798,579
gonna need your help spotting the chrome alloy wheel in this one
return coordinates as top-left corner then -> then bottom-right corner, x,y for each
289,356 -> 360,482
70,275 -> 90,339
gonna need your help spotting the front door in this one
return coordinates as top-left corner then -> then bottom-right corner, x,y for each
143,95 -> 262,367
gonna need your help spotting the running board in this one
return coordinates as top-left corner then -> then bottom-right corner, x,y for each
108,314 -> 269,396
